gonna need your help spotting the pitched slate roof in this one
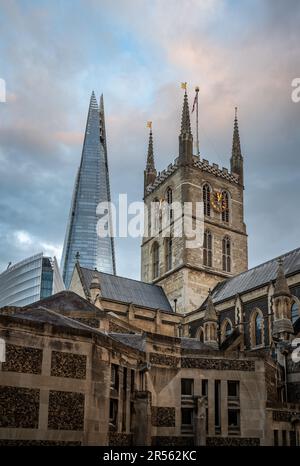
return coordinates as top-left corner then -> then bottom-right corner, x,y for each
0,306 -> 98,333
207,247 -> 300,306
79,266 -> 173,313
109,333 -> 146,352
24,290 -> 101,313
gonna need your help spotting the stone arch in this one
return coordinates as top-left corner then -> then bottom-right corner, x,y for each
221,318 -> 233,343
250,307 -> 265,348
195,326 -> 204,342
291,295 -> 300,323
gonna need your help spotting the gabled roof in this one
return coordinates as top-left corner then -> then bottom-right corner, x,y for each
0,306 -> 98,333
205,247 -> 300,306
78,266 -> 173,313
109,333 -> 146,352
24,290 -> 101,313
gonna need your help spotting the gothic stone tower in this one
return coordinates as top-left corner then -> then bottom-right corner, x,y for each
141,89 -> 248,313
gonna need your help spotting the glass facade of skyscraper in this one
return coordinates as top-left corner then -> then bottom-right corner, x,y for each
61,92 -> 116,288
0,253 -> 65,307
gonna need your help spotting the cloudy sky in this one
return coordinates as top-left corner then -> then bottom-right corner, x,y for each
0,0 -> 299,280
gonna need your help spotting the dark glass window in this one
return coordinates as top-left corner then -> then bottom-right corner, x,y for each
181,408 -> 193,426
41,258 -> 53,298
290,430 -> 296,447
111,364 -> 119,390
274,430 -> 279,446
215,380 -> 221,433
291,302 -> 299,323
166,187 -> 173,220
202,379 -> 208,397
282,430 -> 287,446
131,370 -> 135,393
228,409 -> 240,432
222,236 -> 231,272
165,238 -> 172,271
255,313 -> 263,346
221,191 -> 229,223
109,399 -> 118,425
203,184 -> 211,217
228,381 -> 239,398
203,230 -> 212,267
225,321 -> 232,338
181,379 -> 194,396
152,242 -> 159,279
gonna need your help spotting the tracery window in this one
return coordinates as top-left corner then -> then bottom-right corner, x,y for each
203,184 -> 211,217
222,236 -> 231,272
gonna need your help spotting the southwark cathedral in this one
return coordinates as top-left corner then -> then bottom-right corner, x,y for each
0,89 -> 299,446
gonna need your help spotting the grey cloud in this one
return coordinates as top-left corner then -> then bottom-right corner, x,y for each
0,0 -> 299,279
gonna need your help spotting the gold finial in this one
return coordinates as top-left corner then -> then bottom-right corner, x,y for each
235,106 -> 238,119
181,82 -> 187,90
146,121 -> 152,129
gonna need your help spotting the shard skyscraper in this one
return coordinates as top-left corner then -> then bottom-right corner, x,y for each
61,92 -> 116,287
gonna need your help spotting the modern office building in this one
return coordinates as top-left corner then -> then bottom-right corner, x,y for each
0,253 -> 65,307
61,92 -> 116,288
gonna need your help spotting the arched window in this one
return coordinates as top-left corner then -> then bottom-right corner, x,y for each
255,313 -> 263,346
221,319 -> 233,342
165,238 -> 172,272
225,320 -> 232,337
152,198 -> 160,234
198,327 -> 204,342
152,242 -> 159,279
291,300 -> 300,323
221,191 -> 229,223
166,187 -> 173,220
250,309 -> 264,348
222,236 -> 231,272
203,230 -> 212,267
203,184 -> 211,217
195,326 -> 204,342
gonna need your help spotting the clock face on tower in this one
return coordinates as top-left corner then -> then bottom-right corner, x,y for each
211,191 -> 227,213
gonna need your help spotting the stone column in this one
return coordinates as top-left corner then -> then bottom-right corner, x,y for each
133,391 -> 152,445
194,397 -> 206,446
117,366 -> 124,433
208,379 -> 215,436
221,380 -> 228,436
125,370 -> 131,433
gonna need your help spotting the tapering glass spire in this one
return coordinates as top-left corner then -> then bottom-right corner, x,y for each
61,92 -> 116,287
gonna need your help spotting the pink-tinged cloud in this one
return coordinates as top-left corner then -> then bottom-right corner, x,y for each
54,131 -> 83,145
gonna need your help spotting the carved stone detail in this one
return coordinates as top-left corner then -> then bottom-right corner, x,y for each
48,390 -> 84,430
108,433 -> 132,446
150,352 -> 180,367
152,436 -> 194,446
151,407 -> 175,427
272,409 -> 300,422
2,344 -> 42,374
0,386 -> 39,428
182,357 -> 255,371
73,317 -> 99,328
51,351 -> 87,379
206,437 -> 260,446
